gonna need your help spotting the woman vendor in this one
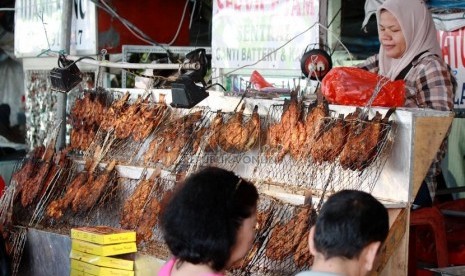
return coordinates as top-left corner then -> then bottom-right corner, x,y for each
357,0 -> 455,206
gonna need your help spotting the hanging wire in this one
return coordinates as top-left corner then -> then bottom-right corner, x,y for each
90,0 -> 171,56
38,11 -> 51,51
213,22 -> 353,80
167,0 -> 190,46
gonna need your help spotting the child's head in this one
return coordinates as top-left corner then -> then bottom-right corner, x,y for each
313,190 -> 389,259
309,190 -> 389,275
161,167 -> 259,271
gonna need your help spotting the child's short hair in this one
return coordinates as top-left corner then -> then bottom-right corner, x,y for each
313,190 -> 389,260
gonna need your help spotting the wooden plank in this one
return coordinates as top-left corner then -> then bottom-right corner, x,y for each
412,116 -> 453,200
371,208 -> 408,276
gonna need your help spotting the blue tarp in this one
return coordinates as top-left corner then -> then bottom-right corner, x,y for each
428,0 -> 465,9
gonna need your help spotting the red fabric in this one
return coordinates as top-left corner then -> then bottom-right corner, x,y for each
98,0 -> 191,53
0,176 -> 5,197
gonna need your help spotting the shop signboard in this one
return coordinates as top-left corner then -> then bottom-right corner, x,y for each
438,27 -> 465,110
212,0 -> 319,71
70,0 -> 97,56
14,0 -> 96,58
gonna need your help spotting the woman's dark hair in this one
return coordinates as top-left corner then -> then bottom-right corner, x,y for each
160,167 -> 259,271
313,190 -> 389,260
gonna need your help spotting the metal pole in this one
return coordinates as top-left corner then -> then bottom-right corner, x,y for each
65,55 -> 201,70
319,0 -> 328,46
56,1 -> 72,151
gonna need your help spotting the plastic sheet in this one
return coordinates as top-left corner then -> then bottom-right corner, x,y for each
249,70 -> 274,90
321,67 -> 405,107
428,0 -> 465,9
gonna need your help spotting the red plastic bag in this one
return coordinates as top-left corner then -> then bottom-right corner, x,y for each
321,67 -> 405,107
249,70 -> 274,89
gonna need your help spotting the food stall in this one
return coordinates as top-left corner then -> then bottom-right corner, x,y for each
8,87 -> 453,275
2,0 -> 460,275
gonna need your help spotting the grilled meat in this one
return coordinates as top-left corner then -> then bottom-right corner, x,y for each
46,171 -> 89,219
71,160 -> 117,212
100,92 -> 130,131
11,159 -> 35,199
265,91 -> 301,161
114,95 -> 144,139
265,223 -> 292,260
219,103 -> 249,152
132,95 -> 168,141
19,141 -> 56,207
299,101 -> 329,160
294,230 -> 313,267
39,163 -> 59,199
310,115 -> 348,164
192,127 -> 207,153
121,170 -> 160,229
144,111 -> 203,167
136,196 -> 161,242
242,105 -> 261,151
70,125 -> 96,151
289,104 -> 307,160
20,161 -> 52,207
205,110 -> 224,151
339,108 -> 395,171
266,206 -> 312,260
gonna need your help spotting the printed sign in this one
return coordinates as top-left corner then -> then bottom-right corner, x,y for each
14,0 -> 96,57
70,0 -> 97,55
438,27 -> 465,109
212,0 -> 319,70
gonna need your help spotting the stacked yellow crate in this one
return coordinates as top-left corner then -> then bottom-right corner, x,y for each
69,226 -> 137,276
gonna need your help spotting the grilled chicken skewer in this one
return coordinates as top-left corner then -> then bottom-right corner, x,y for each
205,110 -> 224,152
71,160 -> 117,212
219,103 -> 248,152
242,105 -> 261,151
265,90 -> 300,161
310,114 -> 348,164
299,101 -> 329,161
339,108 -> 395,171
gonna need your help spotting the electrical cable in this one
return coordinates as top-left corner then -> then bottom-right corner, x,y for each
213,22 -> 318,79
99,0 -> 161,46
95,0 -> 190,48
167,0 -> 190,46
318,23 -> 353,60
0,8 -> 15,11
214,22 -> 353,80
58,55 -> 96,69
327,7 -> 342,28
90,0 -> 172,56
37,11 -> 51,50
206,82 -> 226,91
58,53 -> 200,70
125,69 -> 176,82
189,0 -> 197,29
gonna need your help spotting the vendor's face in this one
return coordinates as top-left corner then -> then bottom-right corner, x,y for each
379,10 -> 406,59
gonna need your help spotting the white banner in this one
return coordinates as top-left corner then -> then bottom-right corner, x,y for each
70,0 -> 97,55
14,0 -> 96,58
212,0 -> 319,70
438,28 -> 465,109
